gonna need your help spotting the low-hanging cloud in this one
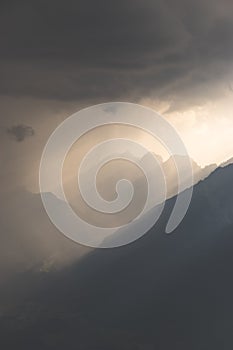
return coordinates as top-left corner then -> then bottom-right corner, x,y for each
7,124 -> 35,142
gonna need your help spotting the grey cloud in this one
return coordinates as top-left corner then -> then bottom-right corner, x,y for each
0,0 -> 233,107
7,124 -> 35,142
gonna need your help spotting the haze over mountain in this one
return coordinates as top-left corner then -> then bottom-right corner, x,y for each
0,154 -> 217,282
1,162 -> 233,349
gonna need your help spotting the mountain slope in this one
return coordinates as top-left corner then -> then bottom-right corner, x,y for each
1,164 -> 233,349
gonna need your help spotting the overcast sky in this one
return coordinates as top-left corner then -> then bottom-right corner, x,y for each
1,0 -> 233,193
1,0 -> 233,290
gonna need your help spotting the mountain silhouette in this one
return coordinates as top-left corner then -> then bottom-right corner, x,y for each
1,164 -> 233,349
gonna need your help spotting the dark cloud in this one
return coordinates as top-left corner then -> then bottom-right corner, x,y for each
0,0 -> 233,106
7,124 -> 35,142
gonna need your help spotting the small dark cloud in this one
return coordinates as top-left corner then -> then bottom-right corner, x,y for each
7,124 -> 35,142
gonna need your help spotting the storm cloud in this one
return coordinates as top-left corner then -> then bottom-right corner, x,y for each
1,0 -> 233,106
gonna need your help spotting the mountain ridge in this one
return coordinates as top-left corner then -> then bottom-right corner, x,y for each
1,162 -> 233,349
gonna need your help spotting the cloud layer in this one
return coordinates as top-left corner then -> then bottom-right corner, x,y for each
1,0 -> 233,106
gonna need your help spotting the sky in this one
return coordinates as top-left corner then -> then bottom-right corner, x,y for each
1,2 -> 233,345
0,1 -> 233,216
